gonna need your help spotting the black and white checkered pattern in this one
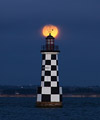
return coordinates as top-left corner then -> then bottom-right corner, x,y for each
37,52 -> 62,102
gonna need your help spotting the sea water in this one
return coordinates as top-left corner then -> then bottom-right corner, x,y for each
0,97 -> 100,120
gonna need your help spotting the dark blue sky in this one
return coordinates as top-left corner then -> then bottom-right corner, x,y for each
0,0 -> 100,86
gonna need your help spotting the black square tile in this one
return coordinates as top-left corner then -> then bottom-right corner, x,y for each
45,71 -> 51,76
41,76 -> 44,81
51,76 -> 57,81
45,60 -> 51,65
51,55 -> 56,60
60,95 -> 62,102
42,95 -> 50,102
51,65 -> 56,70
44,82 -> 51,87
42,65 -> 45,70
51,87 -> 59,94
57,82 -> 59,86
37,87 -> 41,94
56,60 -> 58,65
57,71 -> 59,76
42,54 -> 45,60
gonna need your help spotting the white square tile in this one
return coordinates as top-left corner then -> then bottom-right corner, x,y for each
56,55 -> 58,60
51,95 -> 60,102
51,71 -> 57,76
42,87 -> 51,94
41,81 -> 44,87
42,60 -> 45,65
46,54 -> 51,60
45,65 -> 51,71
41,71 -> 45,76
37,94 -> 41,102
51,82 -> 57,87
57,66 -> 58,71
44,76 -> 51,81
57,76 -> 59,81
51,60 -> 56,65
59,87 -> 62,94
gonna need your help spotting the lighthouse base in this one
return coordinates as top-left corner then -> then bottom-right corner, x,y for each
36,102 -> 62,108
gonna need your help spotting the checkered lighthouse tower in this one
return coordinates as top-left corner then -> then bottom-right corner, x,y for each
36,33 -> 62,107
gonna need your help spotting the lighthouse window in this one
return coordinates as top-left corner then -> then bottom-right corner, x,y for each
48,41 -> 50,44
51,41 -> 53,44
51,39 -> 53,43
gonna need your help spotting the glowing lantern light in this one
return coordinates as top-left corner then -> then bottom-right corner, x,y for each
42,25 -> 59,38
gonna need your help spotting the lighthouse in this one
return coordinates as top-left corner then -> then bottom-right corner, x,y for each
36,25 -> 62,107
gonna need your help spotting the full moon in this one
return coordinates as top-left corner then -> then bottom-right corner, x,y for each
42,25 -> 59,38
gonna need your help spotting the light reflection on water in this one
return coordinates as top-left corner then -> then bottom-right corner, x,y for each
0,97 -> 100,120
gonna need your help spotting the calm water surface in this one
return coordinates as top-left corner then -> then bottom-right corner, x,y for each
0,97 -> 100,120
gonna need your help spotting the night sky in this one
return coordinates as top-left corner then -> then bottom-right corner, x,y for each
0,0 -> 100,86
